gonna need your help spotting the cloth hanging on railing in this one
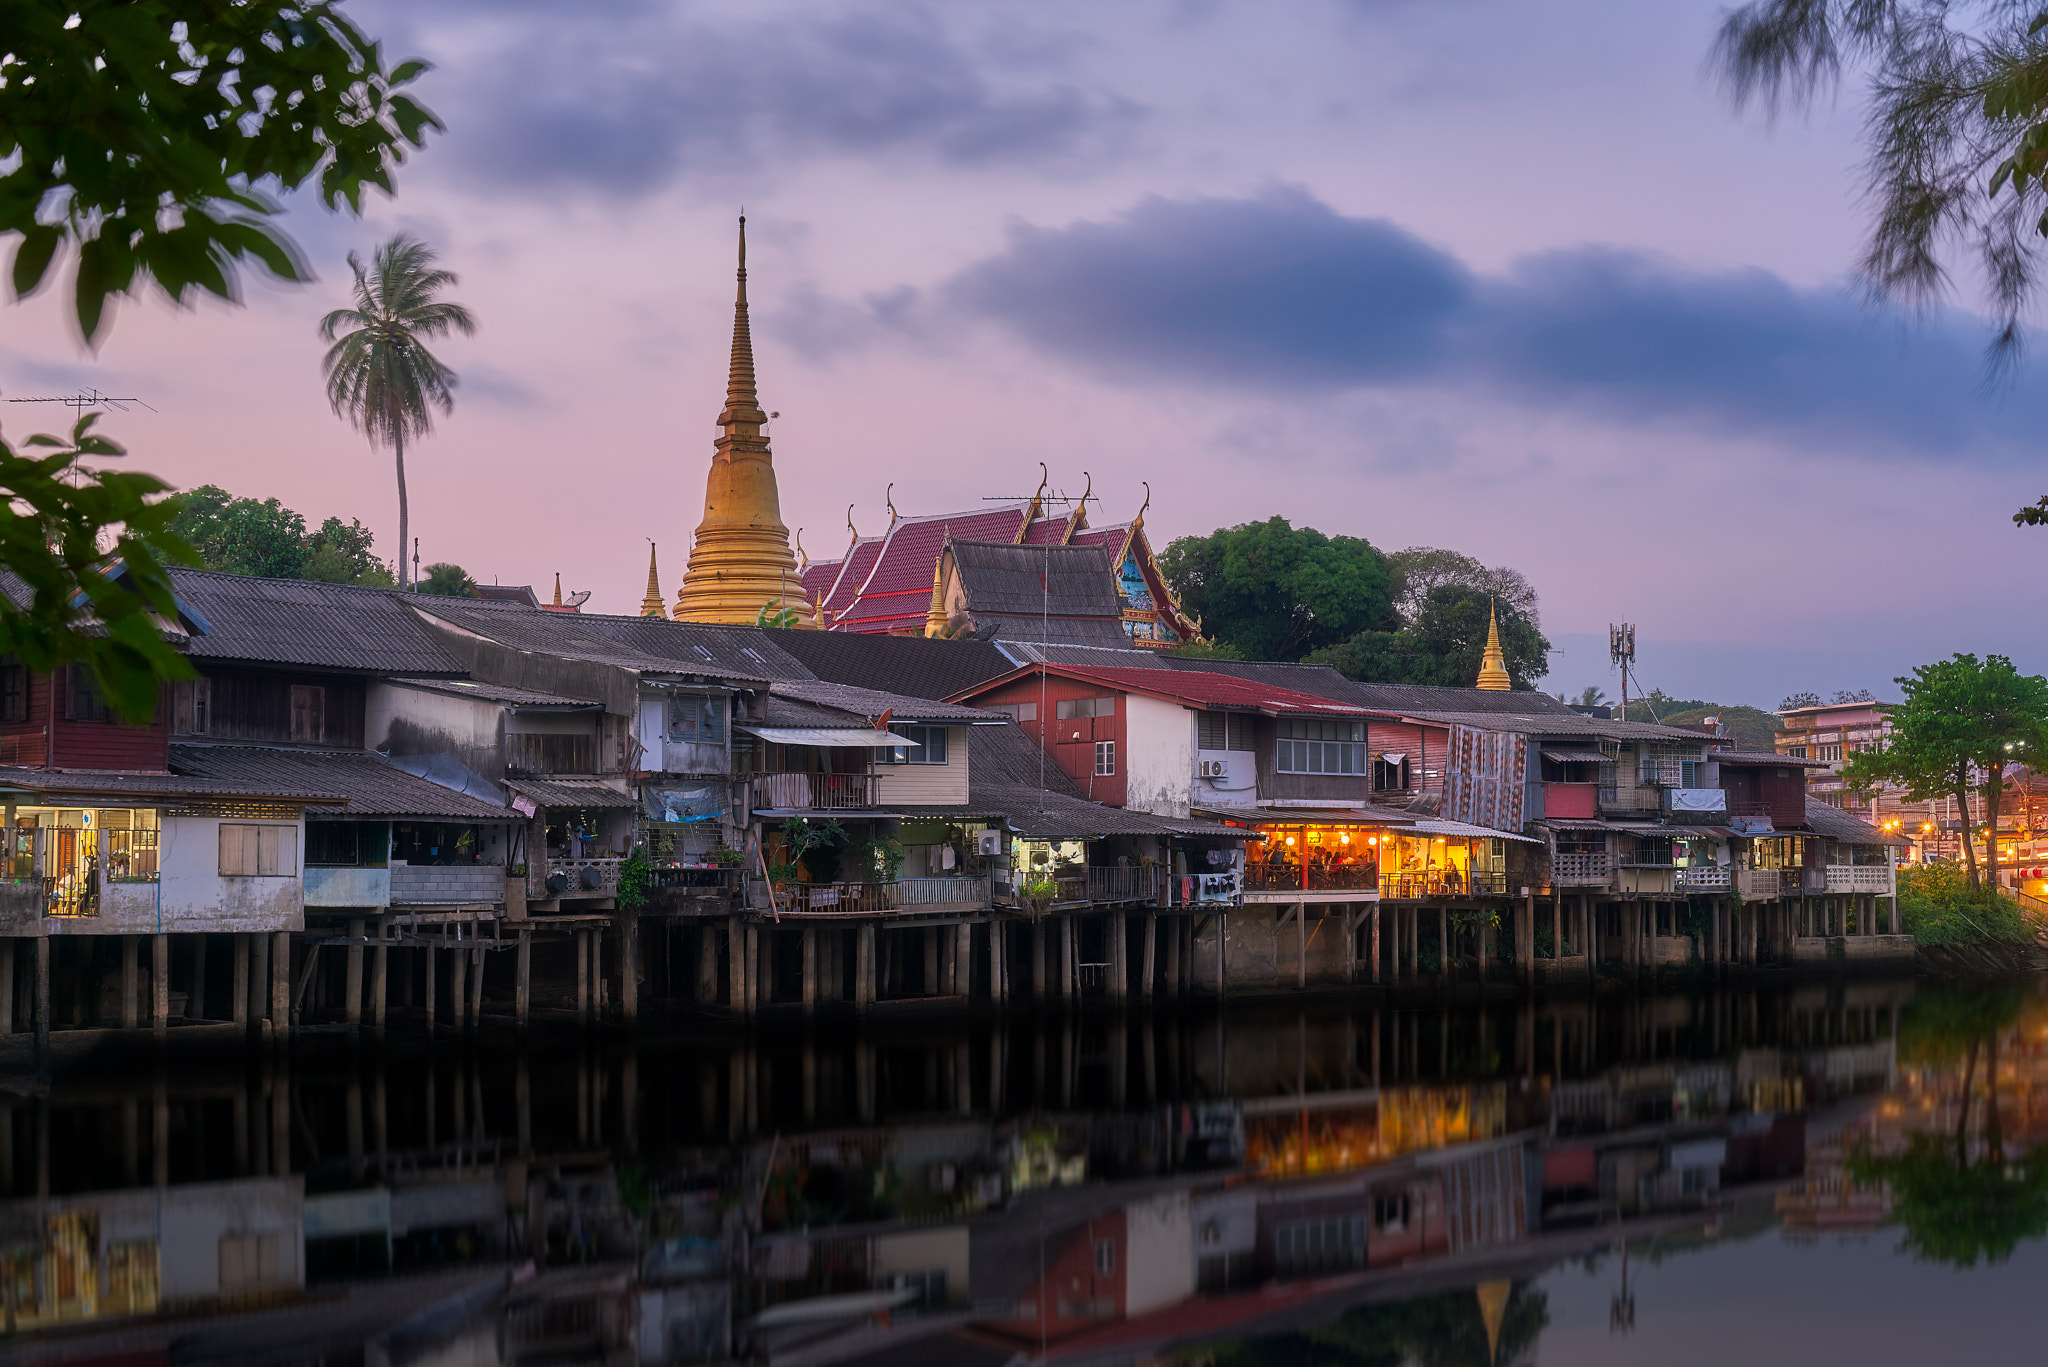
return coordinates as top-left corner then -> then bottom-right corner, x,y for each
643,785 -> 725,824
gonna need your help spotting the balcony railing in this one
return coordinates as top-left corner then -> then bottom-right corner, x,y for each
1676,866 -> 1732,891
542,857 -> 622,898
1088,866 -> 1165,903
1598,787 -> 1661,812
750,772 -> 875,811
1733,867 -> 1782,899
781,877 -> 990,917
1381,869 -> 1510,898
1824,865 -> 1894,894
1553,852 -> 1612,885
506,732 -> 597,777
1244,864 -> 1381,894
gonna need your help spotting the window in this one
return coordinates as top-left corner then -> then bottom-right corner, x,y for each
219,824 -> 297,877
988,702 -> 1037,723
1787,745 -> 1807,758
875,724 -> 950,765
1197,711 -> 1256,751
69,666 -> 109,722
668,694 -> 725,743
1372,755 -> 1412,790
1055,696 -> 1115,720
1094,1239 -> 1116,1275
1275,719 -> 1366,774
172,677 -> 210,735
1817,744 -> 1843,763
0,657 -> 23,725
1274,1215 -> 1366,1275
219,1232 -> 282,1290
306,823 -> 360,867
288,684 -> 325,742
1095,740 -> 1116,775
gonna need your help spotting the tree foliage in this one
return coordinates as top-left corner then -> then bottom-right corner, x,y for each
417,561 -> 475,597
1308,586 -> 1550,690
320,233 -> 474,590
1386,546 -> 1539,627
0,413 -> 195,723
2,0 -> 439,342
168,483 -> 391,585
1842,653 -> 2048,888
1158,517 -> 1396,662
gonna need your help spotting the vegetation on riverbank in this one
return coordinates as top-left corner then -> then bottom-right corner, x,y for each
1898,864 -> 2033,946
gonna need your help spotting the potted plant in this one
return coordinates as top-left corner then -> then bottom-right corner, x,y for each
1021,878 -> 1057,916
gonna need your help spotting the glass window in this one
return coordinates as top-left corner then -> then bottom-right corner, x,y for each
1276,718 -> 1366,774
306,823 -> 361,867
1095,740 -> 1116,775
1055,696 -> 1115,720
69,667 -> 109,722
668,694 -> 725,743
876,725 -> 950,765
988,702 -> 1037,723
0,657 -> 23,725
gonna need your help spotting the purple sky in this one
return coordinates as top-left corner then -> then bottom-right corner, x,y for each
5,0 -> 2042,708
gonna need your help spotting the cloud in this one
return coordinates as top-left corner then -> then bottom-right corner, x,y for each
412,4 -> 1140,195
936,187 -> 2048,462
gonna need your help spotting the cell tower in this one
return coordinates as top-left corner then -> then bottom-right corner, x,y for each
1609,622 -> 1636,721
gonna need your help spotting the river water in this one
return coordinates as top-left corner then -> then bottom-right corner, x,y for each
0,975 -> 2040,1365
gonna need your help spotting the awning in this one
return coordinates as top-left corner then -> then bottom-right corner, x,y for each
1541,749 -> 1607,765
1405,818 -> 1541,844
739,726 -> 921,749
502,778 -> 639,810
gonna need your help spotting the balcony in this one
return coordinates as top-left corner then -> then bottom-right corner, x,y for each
540,857 -> 621,899
1243,864 -> 1381,895
506,732 -> 597,777
780,877 -> 990,917
750,772 -> 875,811
1088,866 -> 1165,904
1552,852 -> 1612,886
1825,865 -> 1895,895
1598,787 -> 1661,814
1733,867 -> 1782,899
1675,866 -> 1731,892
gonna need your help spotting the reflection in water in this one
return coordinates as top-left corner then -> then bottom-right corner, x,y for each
0,979 -> 2043,1363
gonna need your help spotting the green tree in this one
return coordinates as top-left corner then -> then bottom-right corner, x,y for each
1842,654 -> 2048,890
417,562 -> 476,597
3,0 -> 438,343
0,414 -> 195,722
319,234 -> 475,591
1158,517 -> 1395,661
1566,685 -> 1609,709
1386,546 -> 1540,628
167,484 -> 307,578
302,517 -> 394,586
1307,586 -> 1550,690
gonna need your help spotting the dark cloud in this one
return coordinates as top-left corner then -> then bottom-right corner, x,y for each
405,5 -> 1139,194
940,188 -> 2048,461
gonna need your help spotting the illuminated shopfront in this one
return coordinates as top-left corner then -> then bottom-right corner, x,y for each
1244,820 -> 1513,898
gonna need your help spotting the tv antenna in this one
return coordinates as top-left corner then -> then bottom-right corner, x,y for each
1609,623 -> 1636,722
6,387 -> 155,416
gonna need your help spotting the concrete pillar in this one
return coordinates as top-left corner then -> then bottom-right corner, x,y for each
577,931 -> 590,1024
1141,914 -> 1158,1000
856,923 -> 876,1012
233,935 -> 250,1027
1032,920 -> 1047,999
516,931 -> 531,1029
802,926 -> 818,1015
150,934 -> 167,1040
620,916 -> 638,1025
751,923 -> 767,1013
371,938 -> 388,1037
271,932 -> 289,1043
345,919 -> 365,1029
35,936 -> 52,1058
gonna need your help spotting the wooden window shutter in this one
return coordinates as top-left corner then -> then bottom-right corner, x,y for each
290,685 -> 325,743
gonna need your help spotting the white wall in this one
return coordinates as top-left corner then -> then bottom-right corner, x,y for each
1124,1190 -> 1195,1317
873,726 -> 970,805
1125,695 -> 1195,818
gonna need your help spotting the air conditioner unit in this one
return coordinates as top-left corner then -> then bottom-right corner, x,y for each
1201,758 -> 1229,779
975,830 -> 1004,857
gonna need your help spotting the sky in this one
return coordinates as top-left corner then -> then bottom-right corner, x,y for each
5,0 -> 2045,709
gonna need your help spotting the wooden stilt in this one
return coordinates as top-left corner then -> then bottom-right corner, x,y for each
371,936 -> 388,1037
149,934 -> 166,1040
516,931 -> 531,1029
1141,914 -> 1157,1000
233,935 -> 250,1027
345,919 -> 365,1029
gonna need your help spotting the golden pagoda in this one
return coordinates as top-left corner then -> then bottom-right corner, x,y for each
640,543 -> 665,618
673,217 -> 812,626
1475,600 -> 1512,690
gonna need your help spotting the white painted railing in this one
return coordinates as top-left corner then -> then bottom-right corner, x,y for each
1825,865 -> 1894,894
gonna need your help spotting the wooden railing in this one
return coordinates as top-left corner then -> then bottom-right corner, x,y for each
1598,787 -> 1661,812
507,732 -> 597,776
781,877 -> 990,916
749,772 -> 875,811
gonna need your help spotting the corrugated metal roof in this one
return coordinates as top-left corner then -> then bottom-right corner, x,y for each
411,599 -> 809,679
766,629 -> 1015,702
1405,818 -> 1541,843
167,569 -> 469,674
958,663 -> 1367,717
740,726 -> 920,748
502,778 -> 639,810
1541,748 -> 1608,764
0,765 -> 345,804
948,539 -> 1123,619
1712,748 -> 1829,767
387,677 -> 600,708
772,680 -> 1003,723
1804,797 -> 1908,845
1403,711 -> 1713,741
169,744 -> 514,819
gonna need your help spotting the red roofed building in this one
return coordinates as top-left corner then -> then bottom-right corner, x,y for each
797,477 -> 1200,647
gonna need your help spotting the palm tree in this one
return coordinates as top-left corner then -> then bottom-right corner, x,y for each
319,235 -> 475,590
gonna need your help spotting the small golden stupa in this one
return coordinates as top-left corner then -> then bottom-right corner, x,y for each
1475,600 -> 1512,690
639,544 -> 665,618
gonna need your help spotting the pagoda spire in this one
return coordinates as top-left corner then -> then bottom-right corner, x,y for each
640,543 -> 665,617
552,572 -> 563,608
675,215 -> 815,626
1475,600 -> 1512,690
